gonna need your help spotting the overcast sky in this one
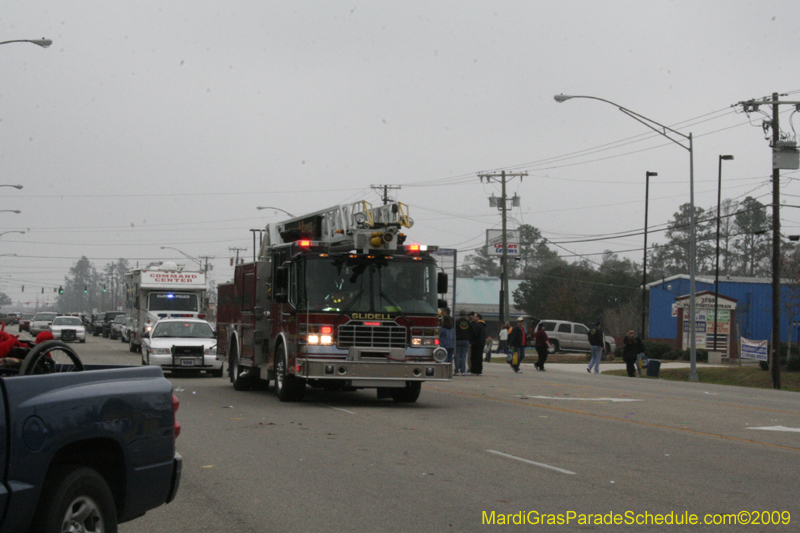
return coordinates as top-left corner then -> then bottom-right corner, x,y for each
1,1 -> 799,308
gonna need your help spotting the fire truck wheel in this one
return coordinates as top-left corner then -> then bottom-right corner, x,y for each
230,349 -> 253,391
274,344 -> 305,402
390,381 -> 421,403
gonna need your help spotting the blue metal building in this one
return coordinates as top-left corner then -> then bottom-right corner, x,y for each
647,274 -> 785,344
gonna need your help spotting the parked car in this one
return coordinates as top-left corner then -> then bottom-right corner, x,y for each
18,312 -> 35,332
110,314 -> 127,340
141,318 -> 222,377
534,319 -> 616,355
29,312 -> 58,336
49,315 -> 87,343
102,311 -> 126,338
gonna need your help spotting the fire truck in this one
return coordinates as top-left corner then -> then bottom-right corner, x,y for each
125,262 -> 209,352
216,201 -> 451,402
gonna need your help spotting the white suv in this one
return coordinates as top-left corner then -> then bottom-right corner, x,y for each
535,319 -> 615,355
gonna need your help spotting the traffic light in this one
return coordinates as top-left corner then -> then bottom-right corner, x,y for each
41,287 -> 44,294
103,286 -> 107,293
84,286 -> 87,293
21,285 -> 24,292
58,286 -> 64,295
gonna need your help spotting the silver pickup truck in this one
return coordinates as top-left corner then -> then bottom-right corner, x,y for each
534,319 -> 616,355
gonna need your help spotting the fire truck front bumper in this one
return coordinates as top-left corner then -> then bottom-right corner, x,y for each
297,358 -> 452,382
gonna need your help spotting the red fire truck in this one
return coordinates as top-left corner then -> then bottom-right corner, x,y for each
216,201 -> 451,402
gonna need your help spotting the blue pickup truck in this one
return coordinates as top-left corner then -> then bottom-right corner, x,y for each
0,340 -> 182,532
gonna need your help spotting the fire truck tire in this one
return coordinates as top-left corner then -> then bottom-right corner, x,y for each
390,381 -> 421,403
274,344 -> 305,402
230,349 -> 253,391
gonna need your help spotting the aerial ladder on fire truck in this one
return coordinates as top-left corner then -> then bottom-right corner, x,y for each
258,201 -> 414,258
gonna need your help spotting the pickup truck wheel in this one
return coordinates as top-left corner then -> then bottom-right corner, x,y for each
547,340 -> 559,355
20,340 -> 85,375
210,365 -> 224,378
29,465 -> 117,533
274,344 -> 304,402
390,381 -> 422,403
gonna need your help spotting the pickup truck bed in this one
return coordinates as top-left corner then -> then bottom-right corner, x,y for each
0,364 -> 181,533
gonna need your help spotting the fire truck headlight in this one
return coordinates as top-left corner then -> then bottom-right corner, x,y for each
320,335 -> 333,345
433,347 -> 448,363
411,337 -> 422,346
308,335 -> 320,344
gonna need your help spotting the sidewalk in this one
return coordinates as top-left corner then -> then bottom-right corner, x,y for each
504,360 -> 721,373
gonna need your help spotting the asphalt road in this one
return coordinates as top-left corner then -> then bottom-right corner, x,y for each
31,331 -> 800,532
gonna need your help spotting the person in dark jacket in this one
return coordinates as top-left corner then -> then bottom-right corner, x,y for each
469,313 -> 487,375
507,317 -> 527,373
622,330 -> 645,377
533,323 -> 550,371
587,322 -> 604,374
453,311 -> 472,376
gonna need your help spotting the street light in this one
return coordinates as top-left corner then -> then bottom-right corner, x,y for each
642,171 -> 657,339
0,230 -> 25,238
0,39 -> 51,48
713,155 -> 734,352
555,93 -> 699,381
160,246 -> 203,270
0,210 -> 20,214
256,206 -> 296,218
0,185 -> 23,190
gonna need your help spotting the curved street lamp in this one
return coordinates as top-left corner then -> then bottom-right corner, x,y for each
0,39 -> 52,48
555,93 -> 698,381
160,246 -> 203,269
0,210 -> 21,214
256,206 -> 296,218
0,185 -> 23,190
0,230 -> 25,239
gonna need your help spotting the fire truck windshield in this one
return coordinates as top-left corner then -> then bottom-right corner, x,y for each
300,256 -> 438,314
148,293 -> 199,312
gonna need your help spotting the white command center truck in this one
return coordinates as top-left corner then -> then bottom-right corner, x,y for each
125,261 -> 208,353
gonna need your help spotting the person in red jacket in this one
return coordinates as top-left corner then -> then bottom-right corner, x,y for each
507,317 -> 527,373
533,323 -> 550,371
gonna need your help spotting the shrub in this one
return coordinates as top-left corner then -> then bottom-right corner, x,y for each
662,350 -> 683,360
759,361 -> 770,371
788,356 -> 800,372
642,340 -> 674,359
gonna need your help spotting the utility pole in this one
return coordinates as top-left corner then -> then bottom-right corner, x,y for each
229,247 -> 247,266
370,184 -> 401,205
198,256 -> 214,274
736,92 -> 800,389
478,171 -> 527,323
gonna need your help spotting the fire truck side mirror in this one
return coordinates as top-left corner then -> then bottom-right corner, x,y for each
438,298 -> 448,309
437,272 -> 448,294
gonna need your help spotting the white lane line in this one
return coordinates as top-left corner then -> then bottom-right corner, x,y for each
746,425 -> 800,433
326,406 -> 356,415
523,395 -> 641,403
487,450 -> 576,475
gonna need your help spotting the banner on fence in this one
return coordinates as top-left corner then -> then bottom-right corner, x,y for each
740,337 -> 768,362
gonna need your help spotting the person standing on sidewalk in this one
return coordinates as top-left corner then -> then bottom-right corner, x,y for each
587,322 -> 604,374
453,311 -> 471,376
507,317 -> 527,373
533,323 -> 550,371
439,313 -> 455,365
469,313 -> 487,375
497,323 -> 509,354
622,330 -> 644,377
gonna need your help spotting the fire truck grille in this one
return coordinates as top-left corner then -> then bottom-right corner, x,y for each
337,324 -> 407,348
